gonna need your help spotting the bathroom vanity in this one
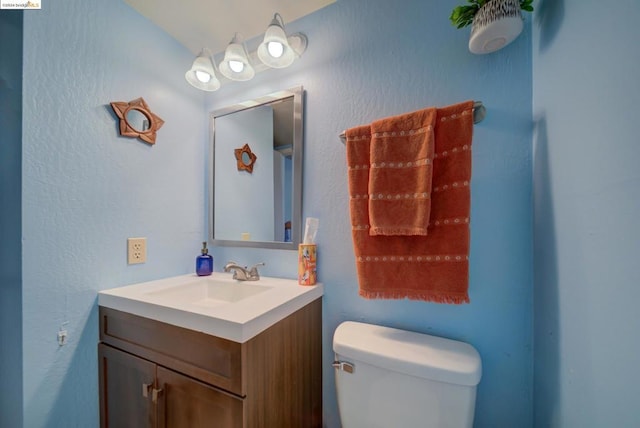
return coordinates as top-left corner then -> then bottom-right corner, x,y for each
98,273 -> 323,428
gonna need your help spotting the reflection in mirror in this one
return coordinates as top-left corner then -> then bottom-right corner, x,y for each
234,143 -> 257,173
125,108 -> 150,132
210,87 -> 304,249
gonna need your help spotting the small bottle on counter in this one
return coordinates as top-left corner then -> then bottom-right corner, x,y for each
196,241 -> 213,276
284,221 -> 292,242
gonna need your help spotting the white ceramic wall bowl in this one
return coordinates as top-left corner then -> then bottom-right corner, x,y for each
469,0 -> 524,54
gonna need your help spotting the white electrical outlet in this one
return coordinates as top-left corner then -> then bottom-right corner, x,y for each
127,237 -> 147,264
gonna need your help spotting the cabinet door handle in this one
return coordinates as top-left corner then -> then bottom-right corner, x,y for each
152,387 -> 163,403
142,383 -> 153,398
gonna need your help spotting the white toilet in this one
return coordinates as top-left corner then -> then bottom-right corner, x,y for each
333,321 -> 482,428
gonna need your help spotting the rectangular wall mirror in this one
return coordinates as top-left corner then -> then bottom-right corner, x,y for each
209,86 -> 304,249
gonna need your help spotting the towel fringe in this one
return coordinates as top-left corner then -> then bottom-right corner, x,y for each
359,289 -> 470,304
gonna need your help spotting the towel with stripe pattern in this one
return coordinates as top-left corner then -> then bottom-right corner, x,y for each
346,100 -> 474,303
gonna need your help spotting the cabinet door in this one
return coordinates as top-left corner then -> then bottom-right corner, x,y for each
99,344 -> 156,428
156,366 -> 243,428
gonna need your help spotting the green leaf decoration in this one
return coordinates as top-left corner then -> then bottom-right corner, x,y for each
450,0 -> 534,28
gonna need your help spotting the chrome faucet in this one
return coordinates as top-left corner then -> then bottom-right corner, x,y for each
223,261 -> 265,281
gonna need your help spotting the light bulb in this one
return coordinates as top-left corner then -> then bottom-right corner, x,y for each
195,70 -> 211,83
229,60 -> 244,73
267,41 -> 284,58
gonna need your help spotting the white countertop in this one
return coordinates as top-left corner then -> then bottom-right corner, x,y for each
98,272 -> 323,343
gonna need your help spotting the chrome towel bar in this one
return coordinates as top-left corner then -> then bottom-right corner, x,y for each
339,101 -> 485,143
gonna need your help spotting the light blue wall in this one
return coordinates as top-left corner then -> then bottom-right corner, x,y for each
0,10 -> 24,428
532,1 -> 640,426
206,1 -> 533,426
21,0 -> 205,425
16,0 -> 640,426
13,0 -> 535,426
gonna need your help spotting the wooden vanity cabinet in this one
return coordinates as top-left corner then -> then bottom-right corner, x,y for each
99,343 -> 157,427
98,298 -> 322,428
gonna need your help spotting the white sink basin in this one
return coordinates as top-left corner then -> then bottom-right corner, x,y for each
144,279 -> 273,306
98,273 -> 323,343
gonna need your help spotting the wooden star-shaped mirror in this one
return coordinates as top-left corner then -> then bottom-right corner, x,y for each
110,97 -> 164,145
234,143 -> 257,173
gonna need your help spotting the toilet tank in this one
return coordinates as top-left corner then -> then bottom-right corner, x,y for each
333,321 -> 482,428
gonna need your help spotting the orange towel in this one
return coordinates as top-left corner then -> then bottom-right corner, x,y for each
346,100 -> 474,304
369,108 -> 437,236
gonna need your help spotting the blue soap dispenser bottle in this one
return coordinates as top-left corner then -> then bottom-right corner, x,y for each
196,241 -> 213,276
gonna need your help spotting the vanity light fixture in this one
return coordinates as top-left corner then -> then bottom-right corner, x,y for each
219,33 -> 255,81
185,13 -> 307,91
184,48 -> 220,92
257,13 -> 307,69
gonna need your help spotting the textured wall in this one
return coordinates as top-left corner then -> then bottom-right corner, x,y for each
21,0 -> 205,425
0,10 -> 24,428
532,1 -> 640,426
206,0 -> 533,426
17,0 -> 534,425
